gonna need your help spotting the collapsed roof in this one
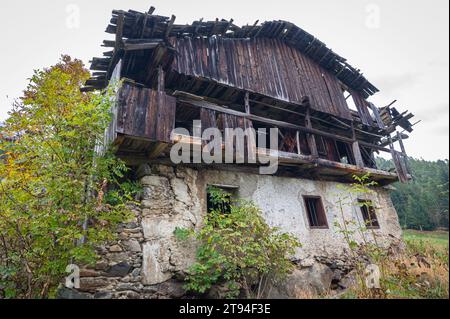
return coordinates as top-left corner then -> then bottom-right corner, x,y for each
85,7 -> 379,99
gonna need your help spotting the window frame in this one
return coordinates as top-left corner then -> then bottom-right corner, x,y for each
358,199 -> 380,229
206,184 -> 238,214
302,195 -> 329,229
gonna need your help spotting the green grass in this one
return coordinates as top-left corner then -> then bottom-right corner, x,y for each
403,229 -> 449,249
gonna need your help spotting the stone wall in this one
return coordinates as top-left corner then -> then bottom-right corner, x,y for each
61,164 -> 403,299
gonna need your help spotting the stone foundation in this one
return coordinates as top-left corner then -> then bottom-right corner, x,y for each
60,164 -> 403,299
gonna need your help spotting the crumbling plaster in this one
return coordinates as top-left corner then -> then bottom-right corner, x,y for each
139,164 -> 402,285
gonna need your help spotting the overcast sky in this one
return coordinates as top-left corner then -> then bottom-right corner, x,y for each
0,0 -> 448,160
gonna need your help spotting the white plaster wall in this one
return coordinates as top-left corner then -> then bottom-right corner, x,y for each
139,164 -> 402,284
193,167 -> 403,261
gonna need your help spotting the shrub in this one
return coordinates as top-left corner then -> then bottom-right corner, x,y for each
175,186 -> 301,299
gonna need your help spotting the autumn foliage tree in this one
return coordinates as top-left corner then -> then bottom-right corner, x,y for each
0,56 -> 131,298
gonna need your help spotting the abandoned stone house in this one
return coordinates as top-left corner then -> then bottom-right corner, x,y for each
71,7 -> 416,299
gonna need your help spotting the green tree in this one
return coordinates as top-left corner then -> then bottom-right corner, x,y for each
376,157 -> 449,230
0,55 -> 131,299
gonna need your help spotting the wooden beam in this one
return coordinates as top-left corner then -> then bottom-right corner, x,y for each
157,66 -> 165,92
368,102 -> 385,129
170,133 -> 399,181
244,92 -> 250,114
305,107 -> 319,158
115,13 -> 125,48
165,15 -> 176,39
397,131 -> 411,176
351,121 -> 365,168
174,96 -> 398,153
124,42 -> 159,51
296,131 -> 301,155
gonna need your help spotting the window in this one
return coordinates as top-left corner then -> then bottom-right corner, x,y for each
303,196 -> 328,228
358,199 -> 380,229
206,185 -> 238,214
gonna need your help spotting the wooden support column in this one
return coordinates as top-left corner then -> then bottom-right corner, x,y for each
296,131 -> 302,155
165,15 -> 176,39
368,102 -> 385,129
148,66 -> 169,159
389,137 -> 407,183
157,66 -> 165,92
244,92 -> 250,114
351,121 -> 365,168
243,91 -> 256,161
396,131 -> 411,174
115,13 -> 124,47
305,107 -> 318,158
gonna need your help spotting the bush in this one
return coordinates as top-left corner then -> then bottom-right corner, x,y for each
175,186 -> 301,299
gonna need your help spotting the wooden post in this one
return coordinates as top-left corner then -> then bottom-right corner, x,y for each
396,131 -> 411,179
165,15 -> 176,39
305,107 -> 318,158
389,137 -> 408,183
296,131 -> 301,155
244,92 -> 250,114
368,102 -> 385,129
351,121 -> 365,168
157,66 -> 165,92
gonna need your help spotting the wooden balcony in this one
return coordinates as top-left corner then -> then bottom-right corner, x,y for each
103,81 -> 410,185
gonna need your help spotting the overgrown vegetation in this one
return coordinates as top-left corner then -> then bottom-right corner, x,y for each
0,56 -> 132,299
339,234 -> 449,299
333,174 -> 449,299
377,157 -> 449,231
174,186 -> 301,299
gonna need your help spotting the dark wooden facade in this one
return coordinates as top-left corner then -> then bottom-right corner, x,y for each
87,7 -> 415,185
116,83 -> 176,144
170,37 -> 353,120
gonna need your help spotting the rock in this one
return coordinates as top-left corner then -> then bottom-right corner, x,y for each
142,286 -> 158,294
80,269 -> 102,277
117,291 -> 141,299
57,287 -> 93,299
79,277 -> 110,293
338,270 -> 358,289
332,269 -> 344,282
106,252 -> 129,264
109,245 -> 123,252
105,262 -> 133,277
299,257 -> 315,268
159,280 -> 186,298
130,276 -> 142,283
95,261 -> 108,271
124,228 -> 143,234
94,291 -> 113,299
125,222 -> 139,229
119,233 -> 129,240
131,268 -> 141,277
269,263 -> 334,298
124,239 -> 142,252
117,282 -> 143,292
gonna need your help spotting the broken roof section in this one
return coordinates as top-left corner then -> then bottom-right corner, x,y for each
85,7 -> 379,99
